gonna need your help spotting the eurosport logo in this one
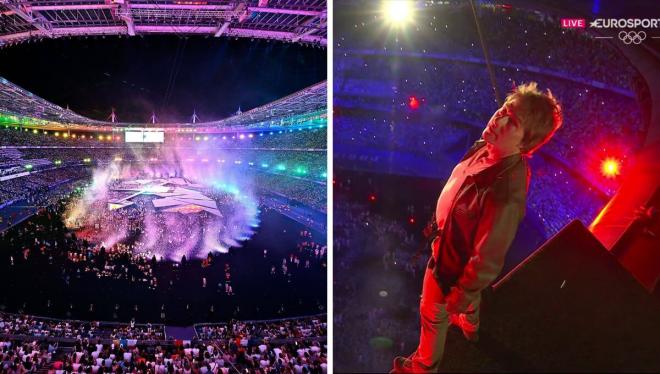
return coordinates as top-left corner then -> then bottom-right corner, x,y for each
589,19 -> 660,28
560,18 -> 659,45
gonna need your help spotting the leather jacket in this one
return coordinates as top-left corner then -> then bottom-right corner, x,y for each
428,140 -> 530,309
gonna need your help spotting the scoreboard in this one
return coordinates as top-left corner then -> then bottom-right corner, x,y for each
125,129 -> 164,143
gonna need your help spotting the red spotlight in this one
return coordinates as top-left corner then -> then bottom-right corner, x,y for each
409,96 -> 420,110
601,157 -> 621,178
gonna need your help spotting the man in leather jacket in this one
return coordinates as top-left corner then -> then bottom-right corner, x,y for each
392,82 -> 563,373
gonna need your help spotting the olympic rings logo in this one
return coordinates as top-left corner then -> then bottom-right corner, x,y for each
618,31 -> 647,45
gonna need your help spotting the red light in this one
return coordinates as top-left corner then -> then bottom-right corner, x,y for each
409,96 -> 420,110
409,217 -> 415,224
369,194 -> 377,202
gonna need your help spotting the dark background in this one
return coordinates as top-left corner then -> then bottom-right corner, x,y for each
0,36 -> 326,123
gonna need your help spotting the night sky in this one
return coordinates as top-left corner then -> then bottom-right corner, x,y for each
0,36 -> 326,123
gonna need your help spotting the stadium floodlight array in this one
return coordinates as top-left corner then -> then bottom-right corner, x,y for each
0,0 -> 326,47
0,75 -> 326,131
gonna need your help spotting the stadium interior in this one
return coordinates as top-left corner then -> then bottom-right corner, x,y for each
333,1 -> 659,372
0,1 -> 328,372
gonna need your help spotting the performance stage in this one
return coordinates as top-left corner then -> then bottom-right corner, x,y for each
107,177 -> 222,217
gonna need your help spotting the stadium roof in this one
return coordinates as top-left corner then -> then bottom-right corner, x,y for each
0,75 -> 326,130
0,0 -> 326,47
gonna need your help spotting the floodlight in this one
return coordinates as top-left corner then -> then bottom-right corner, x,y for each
383,1 -> 414,27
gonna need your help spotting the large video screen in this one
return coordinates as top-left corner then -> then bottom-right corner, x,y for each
125,129 -> 164,143
143,131 -> 164,143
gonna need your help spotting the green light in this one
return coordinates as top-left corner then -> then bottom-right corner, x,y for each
321,172 -> 327,178
261,163 -> 269,168
25,164 -> 33,170
276,164 -> 286,171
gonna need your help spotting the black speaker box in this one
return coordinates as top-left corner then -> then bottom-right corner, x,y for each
481,220 -> 660,372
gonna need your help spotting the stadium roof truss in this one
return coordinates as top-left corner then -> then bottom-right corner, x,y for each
0,0 -> 326,46
0,75 -> 327,130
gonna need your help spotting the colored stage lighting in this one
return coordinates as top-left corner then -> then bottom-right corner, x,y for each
409,96 -> 420,110
601,158 -> 621,178
383,0 -> 414,27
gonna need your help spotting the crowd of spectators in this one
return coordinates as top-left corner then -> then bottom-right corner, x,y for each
1,311 -> 327,344
51,336 -> 326,373
1,127 -> 327,212
0,312 -> 166,341
170,127 -> 327,150
335,1 -> 646,198
336,55 -> 643,183
1,125 -> 326,151
336,2 -> 637,88
333,4 -> 645,237
0,339 -> 54,372
0,312 -> 327,373
333,199 -> 425,373
0,127 -> 109,147
336,61 -> 618,231
195,315 -> 326,342
254,173 -> 327,213
0,167 -> 90,207
527,156 -> 608,238
259,195 -> 327,234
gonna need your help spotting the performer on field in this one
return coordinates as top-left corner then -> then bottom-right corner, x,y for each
392,82 -> 563,373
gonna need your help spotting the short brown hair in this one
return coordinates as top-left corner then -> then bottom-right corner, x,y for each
506,82 -> 563,155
